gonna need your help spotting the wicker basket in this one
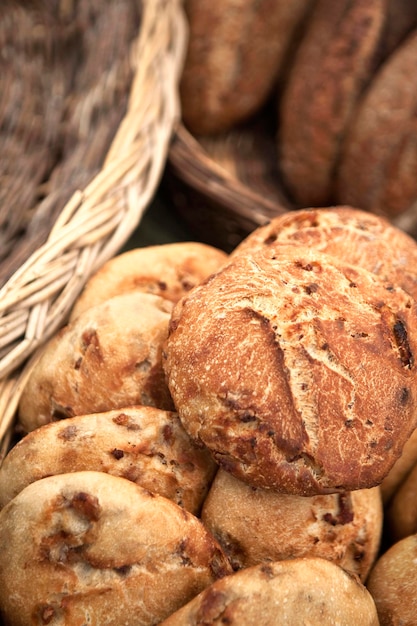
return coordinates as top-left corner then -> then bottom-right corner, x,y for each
166,118 -> 292,253
0,0 -> 187,458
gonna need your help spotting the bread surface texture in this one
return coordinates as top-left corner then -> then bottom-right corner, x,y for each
18,292 -> 174,433
159,557 -> 379,625
71,242 -> 228,320
0,471 -> 232,626
0,406 -> 217,514
164,245 -> 417,495
201,468 -> 382,581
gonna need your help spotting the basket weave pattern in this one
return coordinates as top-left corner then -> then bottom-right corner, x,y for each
0,0 -> 187,457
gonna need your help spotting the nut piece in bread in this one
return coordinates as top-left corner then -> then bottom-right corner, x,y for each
159,557 -> 379,626
366,534 -> 417,625
0,406 -> 217,514
70,242 -> 228,320
201,468 -> 382,581
18,292 -> 174,433
164,245 -> 417,495
0,471 -> 233,626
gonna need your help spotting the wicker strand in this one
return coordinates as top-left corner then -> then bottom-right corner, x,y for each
0,0 -> 187,448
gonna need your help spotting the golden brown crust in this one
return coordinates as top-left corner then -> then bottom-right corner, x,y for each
160,557 -> 379,625
164,245 -> 417,495
380,426 -> 417,504
0,406 -> 217,515
336,30 -> 417,218
201,469 -> 382,581
18,292 -> 174,433
0,471 -> 232,626
70,242 -> 228,320
366,535 -> 417,625
279,0 -> 387,206
232,206 -> 417,301
180,0 -> 311,135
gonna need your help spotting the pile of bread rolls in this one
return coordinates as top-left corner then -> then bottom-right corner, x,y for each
2,207 -> 417,624
180,0 -> 417,234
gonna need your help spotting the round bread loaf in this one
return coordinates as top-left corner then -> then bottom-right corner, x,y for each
180,0 -> 311,135
0,471 -> 232,626
201,469 -> 382,581
18,292 -> 174,433
232,206 -> 417,300
0,406 -> 217,514
336,29 -> 417,219
278,0 -> 386,207
163,245 -> 417,495
70,242 -> 228,320
159,557 -> 379,625
366,534 -> 417,625
233,206 -> 417,500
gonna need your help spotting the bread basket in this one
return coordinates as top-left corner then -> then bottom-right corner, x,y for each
0,0 -> 187,460
165,114 -> 291,253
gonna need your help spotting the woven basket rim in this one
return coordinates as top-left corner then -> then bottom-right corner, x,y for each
0,0 -> 188,455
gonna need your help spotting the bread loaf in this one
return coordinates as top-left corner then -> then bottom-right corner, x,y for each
201,468 -> 382,581
366,534 -> 417,625
160,557 -> 379,625
0,406 -> 217,514
163,244 -> 417,495
18,292 -> 174,433
336,29 -> 417,219
180,0 -> 311,135
278,0 -> 387,206
0,471 -> 232,626
70,242 -> 228,320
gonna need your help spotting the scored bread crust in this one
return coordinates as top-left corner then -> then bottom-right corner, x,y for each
232,206 -> 417,301
0,406 -> 217,514
164,245 -> 417,495
18,292 -> 174,433
0,471 -> 232,626
159,557 -> 379,626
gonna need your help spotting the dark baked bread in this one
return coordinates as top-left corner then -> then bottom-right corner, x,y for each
336,29 -> 417,219
201,468 -> 382,581
70,242 -> 228,320
279,0 -> 386,206
160,557 -> 379,625
180,0 -> 311,135
0,471 -> 232,626
18,292 -> 174,433
164,245 -> 417,495
0,406 -> 217,515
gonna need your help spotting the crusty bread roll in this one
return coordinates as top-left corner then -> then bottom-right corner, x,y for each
180,0 -> 311,135
336,30 -> 417,219
233,207 -> 417,501
366,534 -> 417,625
18,292 -> 174,433
201,469 -> 382,581
0,471 -> 232,626
164,244 -> 417,495
0,406 -> 217,514
159,557 -> 379,625
232,206 -> 417,301
70,242 -> 228,320
278,0 -> 386,207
